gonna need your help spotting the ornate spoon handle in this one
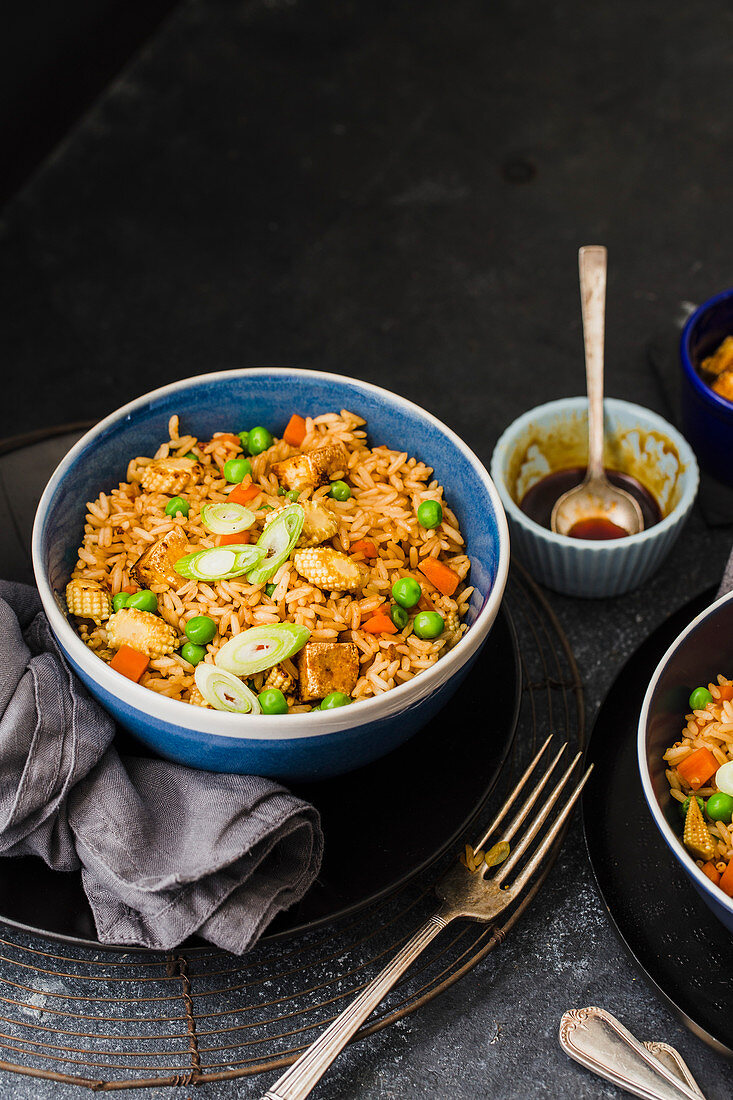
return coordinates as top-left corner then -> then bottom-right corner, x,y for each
260,912 -> 450,1100
559,1007 -> 705,1100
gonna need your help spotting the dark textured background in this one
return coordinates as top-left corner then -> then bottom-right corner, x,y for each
1,0 -> 732,1095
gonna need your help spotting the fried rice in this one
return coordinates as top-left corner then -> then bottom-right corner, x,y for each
664,674 -> 733,891
69,410 -> 473,712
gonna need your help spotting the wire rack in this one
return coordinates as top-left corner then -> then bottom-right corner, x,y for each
0,562 -> 584,1090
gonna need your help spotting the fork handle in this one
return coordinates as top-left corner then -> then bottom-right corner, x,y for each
259,910 -> 451,1100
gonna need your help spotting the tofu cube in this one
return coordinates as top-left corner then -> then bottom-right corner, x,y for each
271,444 -> 348,491
131,527 -> 189,589
298,641 -> 359,703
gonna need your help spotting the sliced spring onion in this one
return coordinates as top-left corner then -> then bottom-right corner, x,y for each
716,761 -> 733,796
174,544 -> 264,581
200,502 -> 256,536
194,663 -> 261,714
215,622 -> 310,676
247,504 -> 305,584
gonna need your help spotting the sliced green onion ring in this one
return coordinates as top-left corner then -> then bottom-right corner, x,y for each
174,544 -> 264,581
200,502 -> 256,536
247,504 -> 305,584
194,663 -> 261,714
215,622 -> 310,676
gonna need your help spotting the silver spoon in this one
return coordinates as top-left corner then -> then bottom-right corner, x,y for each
551,246 -> 643,538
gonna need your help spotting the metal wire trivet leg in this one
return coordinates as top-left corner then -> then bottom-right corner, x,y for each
0,562 -> 584,1090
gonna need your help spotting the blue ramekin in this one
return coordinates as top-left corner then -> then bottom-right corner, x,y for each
490,397 -> 699,598
680,287 -> 733,487
638,589 -> 733,935
32,369 -> 509,781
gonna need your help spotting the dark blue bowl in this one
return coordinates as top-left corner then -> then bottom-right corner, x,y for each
638,590 -> 733,934
680,287 -> 733,487
33,369 -> 509,781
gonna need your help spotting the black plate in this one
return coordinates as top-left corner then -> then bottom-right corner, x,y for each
583,588 -> 733,1056
0,608 -> 519,947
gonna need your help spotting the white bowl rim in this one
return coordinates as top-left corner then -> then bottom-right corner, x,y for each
636,586 -> 733,916
490,396 -> 699,551
32,367 -> 510,742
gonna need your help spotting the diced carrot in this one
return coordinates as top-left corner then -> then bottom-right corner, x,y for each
418,557 -> 460,597
219,531 -> 251,545
122,584 -> 138,595
363,612 -> 398,635
228,482 -> 261,505
676,746 -> 720,790
283,414 -> 307,447
109,645 -> 149,683
701,861 -> 722,886
719,859 -> 733,898
717,683 -> 733,702
350,539 -> 377,559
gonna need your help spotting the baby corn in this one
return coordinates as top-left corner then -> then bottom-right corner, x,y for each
293,547 -> 366,593
139,457 -> 201,495
263,663 -> 296,694
683,796 -> 717,861
106,608 -> 178,658
65,579 -> 112,625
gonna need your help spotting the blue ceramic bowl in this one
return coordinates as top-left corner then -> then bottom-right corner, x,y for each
638,590 -> 733,934
680,287 -> 733,487
32,369 -> 509,781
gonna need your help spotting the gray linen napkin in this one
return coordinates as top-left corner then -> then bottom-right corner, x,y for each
0,580 -> 323,953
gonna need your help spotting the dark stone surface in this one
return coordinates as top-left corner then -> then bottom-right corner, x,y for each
1,0 -> 732,1096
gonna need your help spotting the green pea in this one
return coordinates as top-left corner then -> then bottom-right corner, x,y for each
265,583 -> 278,597
112,592 -> 130,612
706,792 -> 733,823
392,576 -> 422,609
258,688 -> 289,715
126,590 -> 158,613
390,604 -> 409,630
417,499 -> 443,529
237,431 -> 249,451
413,611 -> 444,639
165,495 -> 190,518
320,692 -> 352,709
184,451 -> 198,461
247,426 -> 273,455
329,480 -> 351,501
286,490 -> 300,502
223,458 -> 252,483
680,795 -> 705,818
185,615 -> 217,645
689,686 -> 713,710
181,642 -> 206,666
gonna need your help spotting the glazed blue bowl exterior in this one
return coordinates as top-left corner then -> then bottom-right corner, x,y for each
680,287 -> 733,487
638,590 -> 733,934
33,369 -> 509,781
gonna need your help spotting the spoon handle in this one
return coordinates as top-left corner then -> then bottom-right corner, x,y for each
578,245 -> 607,482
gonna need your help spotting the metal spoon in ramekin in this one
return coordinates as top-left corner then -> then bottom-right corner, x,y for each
551,245 -> 644,538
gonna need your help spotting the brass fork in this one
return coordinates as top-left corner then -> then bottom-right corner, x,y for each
259,737 -> 592,1100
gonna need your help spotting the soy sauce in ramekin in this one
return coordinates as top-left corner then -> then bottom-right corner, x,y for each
519,467 -> 662,538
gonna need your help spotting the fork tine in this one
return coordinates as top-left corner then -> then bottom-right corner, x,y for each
503,764 -> 593,896
472,734 -> 555,853
492,751 -> 582,884
476,740 -> 568,864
